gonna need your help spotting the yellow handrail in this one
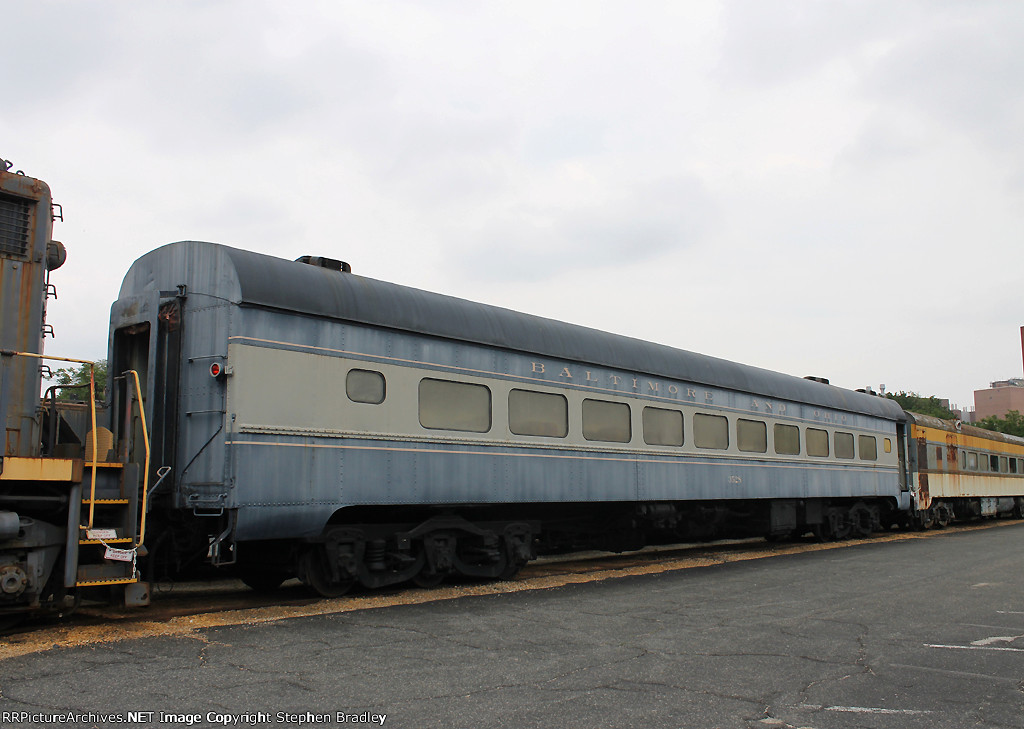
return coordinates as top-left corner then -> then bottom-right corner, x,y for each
126,369 -> 151,547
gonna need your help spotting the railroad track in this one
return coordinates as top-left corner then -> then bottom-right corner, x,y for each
3,519 -> 1021,661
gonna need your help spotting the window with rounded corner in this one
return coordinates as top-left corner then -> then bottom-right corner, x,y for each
419,378 -> 491,433
582,398 -> 631,443
968,452 -> 978,471
509,389 -> 568,438
643,407 -> 684,446
737,419 -> 767,453
806,428 -> 829,457
774,424 -> 800,455
859,435 -> 877,461
835,432 -> 855,459
884,438 -> 892,454
346,369 -> 386,404
694,413 -> 729,450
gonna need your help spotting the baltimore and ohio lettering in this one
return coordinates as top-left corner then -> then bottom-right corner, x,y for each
530,361 -> 718,403
528,361 -> 847,425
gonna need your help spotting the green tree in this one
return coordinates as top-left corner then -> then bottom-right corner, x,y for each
50,360 -> 107,402
885,391 -> 958,420
974,410 -> 1024,438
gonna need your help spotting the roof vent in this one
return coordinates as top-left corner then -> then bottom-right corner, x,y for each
296,255 -> 351,273
803,376 -> 830,385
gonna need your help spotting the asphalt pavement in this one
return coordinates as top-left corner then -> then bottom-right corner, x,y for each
2,523 -> 1024,729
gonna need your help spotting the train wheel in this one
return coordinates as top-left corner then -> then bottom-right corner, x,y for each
824,507 -> 852,540
848,503 -> 873,538
497,544 -> 528,580
300,547 -> 354,598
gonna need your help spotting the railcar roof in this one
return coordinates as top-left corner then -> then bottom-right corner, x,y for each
905,412 -> 1024,446
119,241 -> 906,421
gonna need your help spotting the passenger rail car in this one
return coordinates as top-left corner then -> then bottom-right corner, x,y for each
115,241 -> 911,595
3,163 -> 1024,622
905,413 -> 1024,526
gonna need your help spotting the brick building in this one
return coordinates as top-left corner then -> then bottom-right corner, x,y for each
974,378 -> 1024,421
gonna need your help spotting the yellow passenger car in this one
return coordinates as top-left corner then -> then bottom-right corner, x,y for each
906,412 -> 1024,527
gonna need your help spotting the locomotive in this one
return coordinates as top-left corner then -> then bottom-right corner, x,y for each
2,164 -> 1023,624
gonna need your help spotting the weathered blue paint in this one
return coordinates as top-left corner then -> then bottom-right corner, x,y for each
111,241 -> 908,543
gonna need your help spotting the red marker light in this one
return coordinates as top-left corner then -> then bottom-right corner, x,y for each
210,362 -> 222,378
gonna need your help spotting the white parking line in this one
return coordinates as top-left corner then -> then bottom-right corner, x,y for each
971,633 -> 1024,646
960,623 -> 1024,631
927,643 -> 1024,652
889,662 -> 1019,683
800,704 -> 932,715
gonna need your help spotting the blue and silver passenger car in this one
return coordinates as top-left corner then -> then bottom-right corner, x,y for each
111,241 -> 910,594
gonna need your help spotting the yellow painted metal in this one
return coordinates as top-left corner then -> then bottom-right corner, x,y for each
75,577 -> 138,587
127,369 -> 151,548
0,457 -> 81,481
910,421 -> 1024,501
86,364 -> 97,528
910,423 -> 1024,457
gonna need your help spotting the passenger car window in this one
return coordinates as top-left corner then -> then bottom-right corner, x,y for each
642,407 -> 684,446
858,435 -> 877,461
582,399 -> 631,443
509,389 -> 568,438
737,419 -> 767,453
835,432 -> 855,459
694,414 -> 729,450
806,428 -> 829,457
774,424 -> 800,455
346,369 -> 386,404
419,378 -> 491,432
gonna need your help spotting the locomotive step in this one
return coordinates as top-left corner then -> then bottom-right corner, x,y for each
79,527 -> 133,545
76,562 -> 137,587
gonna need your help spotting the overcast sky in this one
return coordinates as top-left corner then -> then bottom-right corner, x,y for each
4,1 -> 1022,411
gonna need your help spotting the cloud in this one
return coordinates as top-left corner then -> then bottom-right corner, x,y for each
715,0 -> 903,86
450,175 -> 717,282
862,4 -> 1024,163
3,0 -> 1021,411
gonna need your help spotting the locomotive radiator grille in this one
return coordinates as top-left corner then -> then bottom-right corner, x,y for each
0,195 -> 31,257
